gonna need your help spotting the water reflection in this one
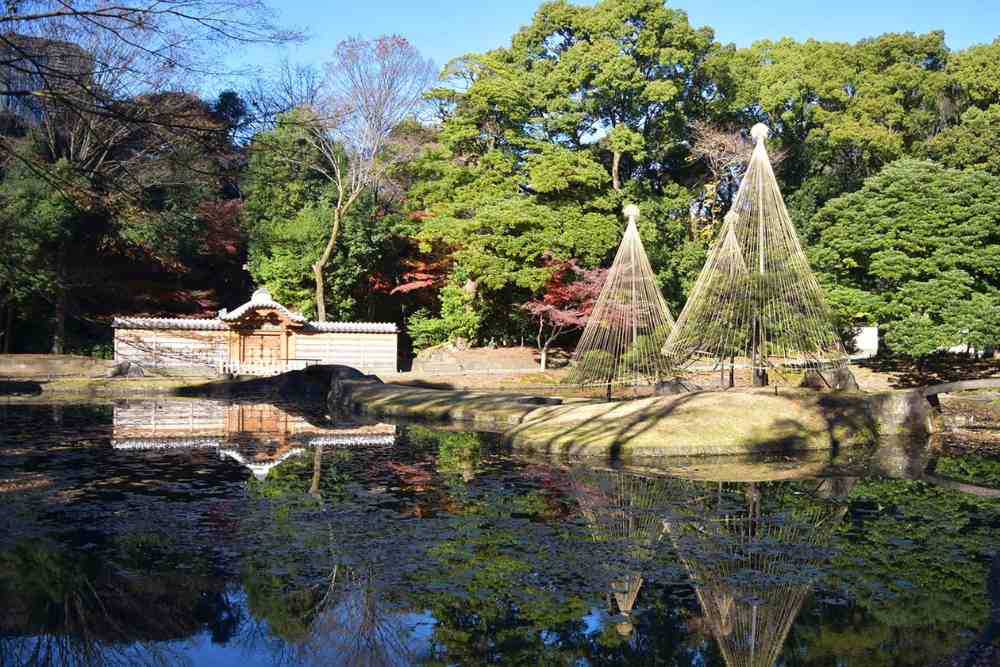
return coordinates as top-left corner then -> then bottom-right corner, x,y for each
665,481 -> 847,667
0,400 -> 997,666
112,400 -> 396,480
568,468 -> 671,633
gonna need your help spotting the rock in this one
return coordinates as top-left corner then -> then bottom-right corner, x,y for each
514,395 -> 562,406
125,363 -> 145,377
800,367 -> 859,391
654,378 -> 700,395
106,361 -> 130,378
320,364 -> 383,415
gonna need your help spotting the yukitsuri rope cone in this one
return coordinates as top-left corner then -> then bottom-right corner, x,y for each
567,204 -> 675,395
661,123 -> 849,387
568,467 -> 672,635
664,482 -> 848,667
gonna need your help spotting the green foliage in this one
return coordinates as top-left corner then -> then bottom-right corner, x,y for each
823,478 -> 1000,663
242,111 -> 399,321
935,454 -> 1000,488
407,279 -> 482,350
0,160 -> 78,306
924,104 -> 1000,174
808,160 -> 1000,356
564,349 -> 614,384
620,325 -> 672,373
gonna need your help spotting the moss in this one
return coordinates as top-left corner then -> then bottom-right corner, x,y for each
346,383 -> 886,458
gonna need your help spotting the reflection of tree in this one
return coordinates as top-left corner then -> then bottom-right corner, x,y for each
665,481 -> 848,667
0,543 -> 239,667
242,444 -> 424,666
799,478 -> 1000,666
297,565 -> 416,667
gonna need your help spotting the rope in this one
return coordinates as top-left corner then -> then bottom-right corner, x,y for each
567,205 -> 675,391
662,124 -> 849,376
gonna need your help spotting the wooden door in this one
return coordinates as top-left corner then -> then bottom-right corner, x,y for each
240,333 -> 282,367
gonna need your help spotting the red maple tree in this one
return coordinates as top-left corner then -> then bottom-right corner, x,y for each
523,256 -> 606,370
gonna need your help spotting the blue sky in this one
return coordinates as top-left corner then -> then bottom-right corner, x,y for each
226,0 -> 1000,80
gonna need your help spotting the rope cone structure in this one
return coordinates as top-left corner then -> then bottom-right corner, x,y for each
568,468 -> 672,632
661,123 -> 848,381
567,204 -> 675,391
665,482 -> 848,667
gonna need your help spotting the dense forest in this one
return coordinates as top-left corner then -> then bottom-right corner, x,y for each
2,0 -> 999,361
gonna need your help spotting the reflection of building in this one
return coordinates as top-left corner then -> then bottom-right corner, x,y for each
112,400 -> 396,479
113,288 -> 397,375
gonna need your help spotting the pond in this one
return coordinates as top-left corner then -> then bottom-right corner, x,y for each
1,399 -> 998,666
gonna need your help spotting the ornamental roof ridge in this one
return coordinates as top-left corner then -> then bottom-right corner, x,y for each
218,287 -> 307,323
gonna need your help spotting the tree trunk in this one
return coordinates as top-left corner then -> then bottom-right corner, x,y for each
313,262 -> 327,322
540,346 -> 547,371
1,302 -> 11,353
3,305 -> 11,353
51,285 -> 66,354
309,445 -> 323,499
312,210 -> 342,322
611,150 -> 622,192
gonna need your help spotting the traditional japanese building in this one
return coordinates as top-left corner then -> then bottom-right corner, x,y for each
112,288 -> 398,375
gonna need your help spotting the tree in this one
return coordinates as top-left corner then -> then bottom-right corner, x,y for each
522,257 -> 605,370
242,109 -> 406,322
924,105 -> 1000,174
0,158 -> 79,351
239,59 -> 324,140
403,0 -> 727,345
0,1 -> 295,129
807,159 -> 1000,357
302,35 -> 435,321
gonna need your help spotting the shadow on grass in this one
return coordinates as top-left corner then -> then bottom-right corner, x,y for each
858,352 -> 1000,389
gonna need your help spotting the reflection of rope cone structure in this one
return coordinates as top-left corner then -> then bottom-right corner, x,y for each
666,481 -> 849,667
568,204 -> 674,392
568,467 -> 673,629
662,124 -> 848,385
111,401 -> 395,480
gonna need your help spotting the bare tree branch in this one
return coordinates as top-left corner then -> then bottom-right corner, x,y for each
294,35 -> 435,321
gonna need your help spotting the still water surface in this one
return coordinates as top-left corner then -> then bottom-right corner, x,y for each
1,400 -> 998,666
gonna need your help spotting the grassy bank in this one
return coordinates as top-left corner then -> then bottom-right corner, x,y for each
340,382 -> 898,458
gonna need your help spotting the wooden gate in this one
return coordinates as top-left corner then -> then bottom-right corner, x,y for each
230,332 -> 284,374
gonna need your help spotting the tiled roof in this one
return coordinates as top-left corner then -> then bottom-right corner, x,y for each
113,317 -> 227,331
305,434 -> 396,447
218,287 -> 307,323
305,321 -> 398,333
112,437 -> 224,450
219,447 -> 306,481
113,316 -> 396,334
113,288 -> 397,334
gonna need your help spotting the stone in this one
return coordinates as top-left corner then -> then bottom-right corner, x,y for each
800,367 -> 859,391
654,378 -> 699,395
107,361 -> 131,378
